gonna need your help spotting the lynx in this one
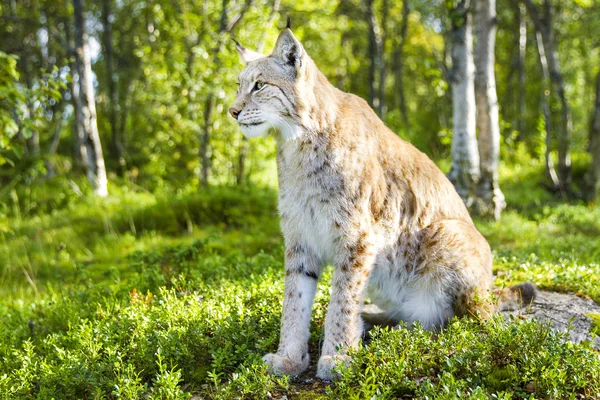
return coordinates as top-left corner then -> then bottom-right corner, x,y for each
229,27 -> 535,380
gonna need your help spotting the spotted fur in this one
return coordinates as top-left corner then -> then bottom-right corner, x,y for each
230,28 -> 534,380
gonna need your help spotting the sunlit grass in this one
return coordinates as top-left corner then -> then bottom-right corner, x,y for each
1,160 -> 600,398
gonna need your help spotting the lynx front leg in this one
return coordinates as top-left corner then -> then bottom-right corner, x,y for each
263,244 -> 322,376
317,237 -> 375,380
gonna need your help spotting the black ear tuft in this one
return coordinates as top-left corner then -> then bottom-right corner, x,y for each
286,16 -> 291,29
233,39 -> 265,64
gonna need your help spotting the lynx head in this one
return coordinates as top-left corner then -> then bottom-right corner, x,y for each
229,28 -> 310,140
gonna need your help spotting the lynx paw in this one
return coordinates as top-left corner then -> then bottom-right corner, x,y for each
262,353 -> 308,376
316,355 -> 351,381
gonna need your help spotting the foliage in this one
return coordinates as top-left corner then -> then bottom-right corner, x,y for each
0,52 -> 64,177
331,319 -> 600,399
0,51 -> 24,163
2,0 -> 600,397
1,0 -> 598,189
1,165 -> 600,398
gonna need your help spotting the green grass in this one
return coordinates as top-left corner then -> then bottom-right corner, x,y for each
590,314 -> 600,336
1,161 -> 599,399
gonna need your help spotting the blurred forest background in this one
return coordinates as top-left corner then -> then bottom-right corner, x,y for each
1,0 -> 599,210
2,0 -> 600,398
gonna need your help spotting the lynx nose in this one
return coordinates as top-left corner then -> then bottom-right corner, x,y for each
229,107 -> 240,120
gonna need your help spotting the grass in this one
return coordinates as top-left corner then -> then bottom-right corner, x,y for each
1,160 -> 599,399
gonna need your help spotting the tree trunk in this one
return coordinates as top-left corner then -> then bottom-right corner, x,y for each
74,0 -> 108,196
65,17 -> 87,167
47,111 -> 64,158
474,0 -> 505,219
393,0 -> 410,128
448,0 -> 480,206
26,95 -> 40,158
586,71 -> 600,201
118,78 -> 136,152
237,0 -> 280,186
516,1 -> 527,140
45,98 -> 66,177
21,49 -> 40,157
338,33 -> 350,91
200,0 -> 253,186
102,0 -> 124,166
200,94 -> 216,186
534,30 -> 560,191
366,0 -> 379,110
524,0 -> 572,192
377,0 -> 388,117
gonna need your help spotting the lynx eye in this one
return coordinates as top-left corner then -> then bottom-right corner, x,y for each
253,81 -> 265,92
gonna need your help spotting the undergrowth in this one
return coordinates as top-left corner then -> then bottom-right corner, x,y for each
1,161 -> 599,398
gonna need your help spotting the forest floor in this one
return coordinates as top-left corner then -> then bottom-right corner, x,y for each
1,161 -> 600,399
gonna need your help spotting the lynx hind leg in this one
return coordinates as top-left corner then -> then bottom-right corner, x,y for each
410,220 -> 495,328
361,303 -> 399,343
453,285 -> 496,321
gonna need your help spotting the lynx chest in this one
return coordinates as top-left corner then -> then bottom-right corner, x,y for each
276,140 -> 345,263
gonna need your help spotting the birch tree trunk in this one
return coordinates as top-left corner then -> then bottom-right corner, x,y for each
524,0 -> 572,192
45,98 -> 65,177
586,71 -> 600,201
200,0 -> 253,186
448,0 -> 480,206
23,54 -> 40,157
393,0 -> 410,128
533,18 -> 560,191
474,0 -> 505,219
74,0 -> 108,196
516,1 -> 527,139
366,0 -> 379,111
102,0 -> 125,166
237,0 -> 280,186
200,94 -> 215,186
377,0 -> 388,117
65,17 -> 87,167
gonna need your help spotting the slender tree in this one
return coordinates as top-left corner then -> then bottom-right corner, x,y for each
393,0 -> 410,129
474,0 -> 505,219
200,0 -> 254,186
65,15 -> 86,167
102,0 -> 125,165
366,0 -> 379,111
377,0 -> 389,117
516,1 -> 527,139
44,96 -> 66,177
237,0 -> 280,186
23,53 -> 40,157
524,0 -> 572,192
533,22 -> 560,190
586,70 -> 600,201
182,1 -> 208,186
448,0 -> 480,206
73,0 -> 108,196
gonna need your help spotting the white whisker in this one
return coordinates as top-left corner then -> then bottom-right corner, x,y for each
268,113 -> 302,140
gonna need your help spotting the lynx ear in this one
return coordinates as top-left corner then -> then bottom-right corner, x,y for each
233,39 -> 264,64
272,28 -> 304,71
